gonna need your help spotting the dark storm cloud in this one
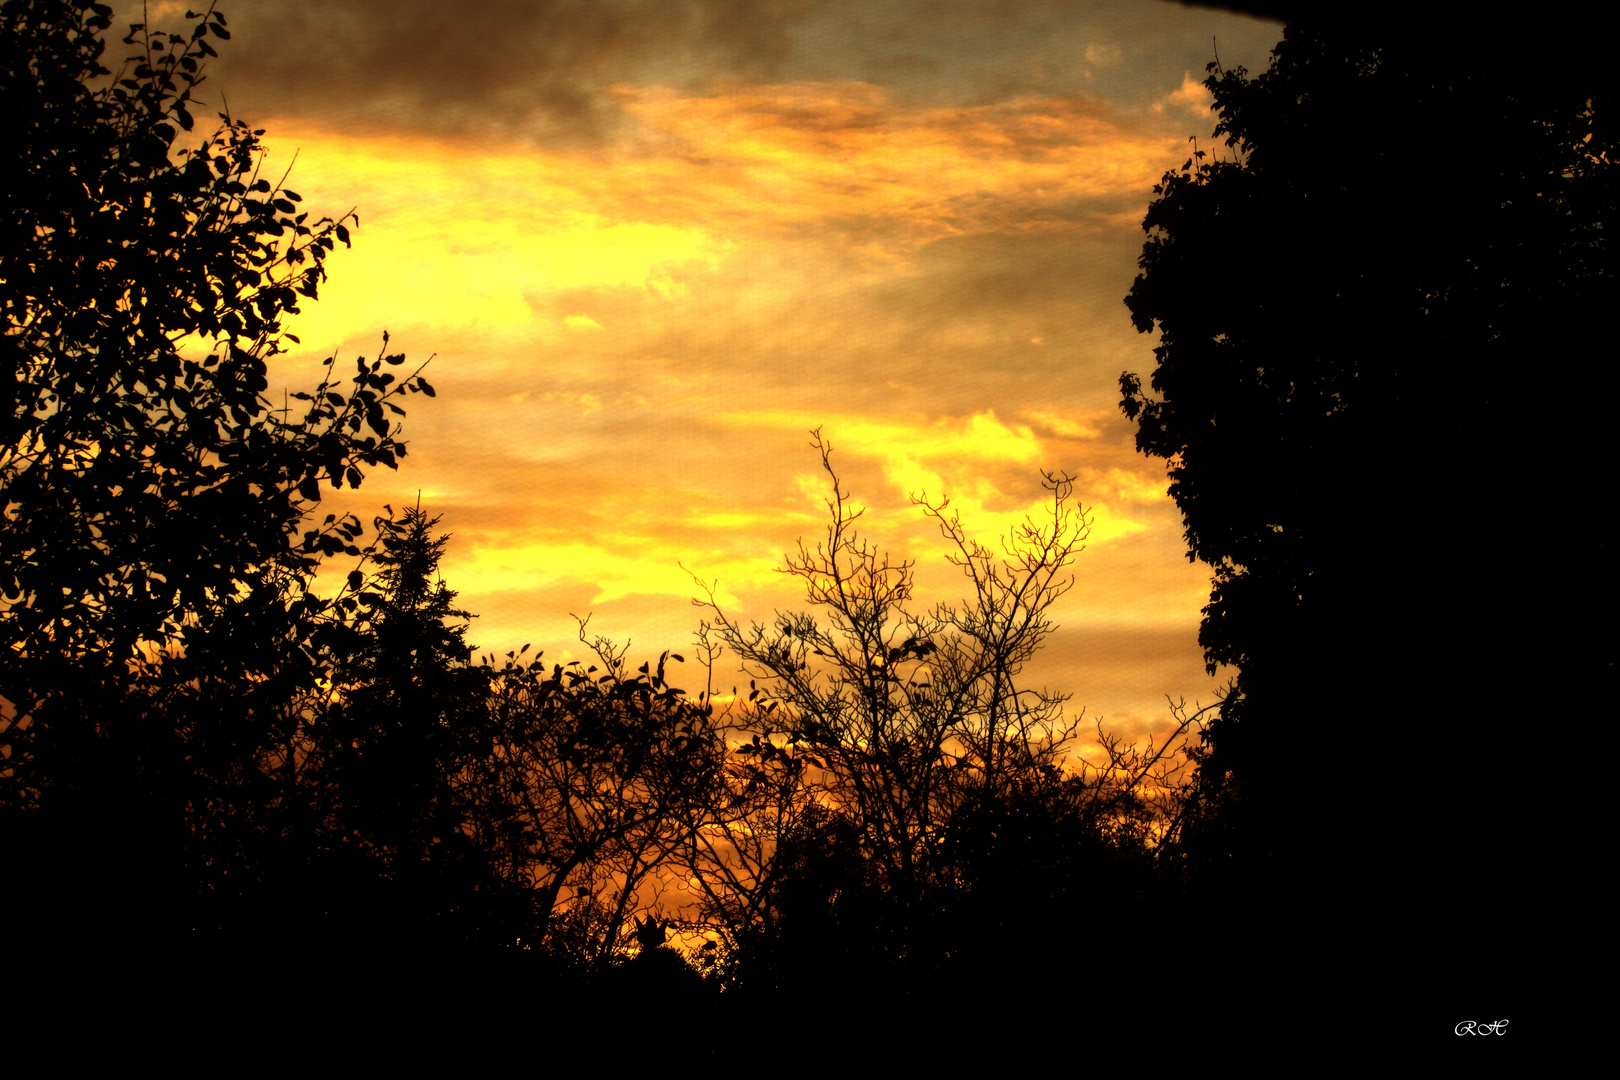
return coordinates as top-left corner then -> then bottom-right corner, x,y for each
125,0 -> 808,144
119,1 -> 1279,144
776,0 -> 1282,109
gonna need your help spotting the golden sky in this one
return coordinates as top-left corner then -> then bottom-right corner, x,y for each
149,1 -> 1286,744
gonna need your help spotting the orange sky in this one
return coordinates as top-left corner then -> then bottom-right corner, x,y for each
145,0 -> 1286,749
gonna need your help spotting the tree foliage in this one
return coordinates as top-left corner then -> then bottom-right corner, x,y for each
0,1 -> 440,950
1123,22 -> 1612,681
1117,17 -> 1614,999
270,505 -> 520,953
686,432 -> 1199,998
0,1 -> 434,735
470,630 -> 725,971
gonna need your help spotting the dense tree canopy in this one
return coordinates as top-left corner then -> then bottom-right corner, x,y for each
1,1 -> 429,680
0,0 -> 440,952
1120,15 -> 1613,1008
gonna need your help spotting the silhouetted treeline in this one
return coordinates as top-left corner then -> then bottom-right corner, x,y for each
1121,12 -> 1613,1018
2,5 -> 1191,1034
2,0 -> 436,961
681,434 -> 1199,1016
14,0 -> 1593,1038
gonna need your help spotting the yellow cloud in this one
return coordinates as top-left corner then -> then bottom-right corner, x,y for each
453,538 -> 777,607
614,83 -> 1181,249
681,509 -> 819,533
296,214 -> 716,347
1076,466 -> 1169,506
252,83 -> 1184,357
537,390 -> 603,413
1159,73 -> 1214,117
725,409 -> 1042,467
1023,409 -> 1103,439
251,123 -> 723,350
718,408 -> 1149,550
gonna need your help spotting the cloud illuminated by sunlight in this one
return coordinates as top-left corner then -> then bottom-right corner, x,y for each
254,123 -> 724,350
1158,73 -> 1214,116
725,408 -> 1037,463
232,71 -> 1214,699
720,408 -> 1149,548
1023,409 -> 1104,439
452,538 -> 774,608
254,83 -> 1179,356
616,82 -> 1182,247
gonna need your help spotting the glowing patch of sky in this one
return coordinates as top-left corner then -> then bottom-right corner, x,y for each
139,0 -> 1287,733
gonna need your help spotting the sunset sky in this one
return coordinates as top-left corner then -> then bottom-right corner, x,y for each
146,1 -> 1287,746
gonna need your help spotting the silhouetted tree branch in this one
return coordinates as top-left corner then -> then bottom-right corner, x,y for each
685,430 -> 1201,994
466,626 -> 724,970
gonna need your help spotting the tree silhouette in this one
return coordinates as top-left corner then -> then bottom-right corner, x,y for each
468,630 -> 725,973
1,2 -> 433,951
273,505 -> 528,956
687,431 -> 1199,1005
1119,16 -> 1613,1008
